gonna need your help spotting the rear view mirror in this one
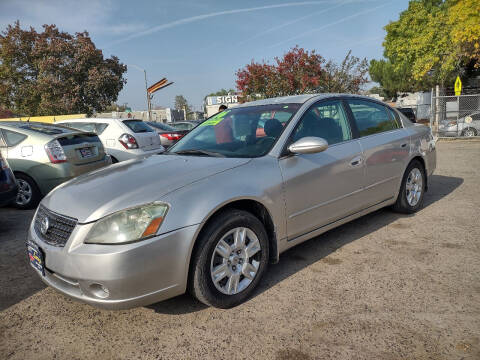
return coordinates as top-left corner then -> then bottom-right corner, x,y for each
288,137 -> 328,154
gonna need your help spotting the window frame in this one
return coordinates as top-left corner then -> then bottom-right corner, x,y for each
344,97 -> 402,138
1,129 -> 28,147
281,97 -> 357,157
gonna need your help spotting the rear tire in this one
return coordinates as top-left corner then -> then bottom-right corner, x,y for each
189,209 -> 269,308
14,173 -> 41,210
110,156 -> 119,164
392,160 -> 425,214
461,127 -> 477,137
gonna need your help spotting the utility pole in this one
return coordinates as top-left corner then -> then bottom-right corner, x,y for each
144,69 -> 151,121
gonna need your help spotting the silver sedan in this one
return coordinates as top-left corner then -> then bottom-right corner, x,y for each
27,94 -> 436,309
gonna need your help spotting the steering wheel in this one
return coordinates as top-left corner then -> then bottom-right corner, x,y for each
255,136 -> 276,148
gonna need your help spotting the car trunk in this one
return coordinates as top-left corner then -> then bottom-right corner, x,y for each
55,133 -> 105,165
121,120 -> 162,151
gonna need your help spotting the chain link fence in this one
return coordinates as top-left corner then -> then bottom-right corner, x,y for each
431,91 -> 480,138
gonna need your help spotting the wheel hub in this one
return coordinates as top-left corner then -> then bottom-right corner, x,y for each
210,227 -> 262,295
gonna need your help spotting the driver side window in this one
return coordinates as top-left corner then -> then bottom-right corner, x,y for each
292,100 -> 352,145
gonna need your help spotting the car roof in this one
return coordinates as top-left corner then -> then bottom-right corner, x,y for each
235,93 -> 381,107
0,121 -> 76,135
58,118 -> 123,122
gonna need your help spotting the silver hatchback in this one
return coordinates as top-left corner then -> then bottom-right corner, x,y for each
27,94 -> 436,309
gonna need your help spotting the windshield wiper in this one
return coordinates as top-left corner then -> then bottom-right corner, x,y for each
173,149 -> 225,157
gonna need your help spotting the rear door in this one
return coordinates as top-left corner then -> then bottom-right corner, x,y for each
121,120 -> 161,151
345,99 -> 410,206
279,99 -> 366,240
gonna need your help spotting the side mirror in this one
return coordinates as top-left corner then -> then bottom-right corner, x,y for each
288,136 -> 328,154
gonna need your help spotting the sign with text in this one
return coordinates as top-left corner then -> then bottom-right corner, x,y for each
206,95 -> 238,106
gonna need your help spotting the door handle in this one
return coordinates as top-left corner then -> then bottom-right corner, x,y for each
401,143 -> 407,148
350,156 -> 363,167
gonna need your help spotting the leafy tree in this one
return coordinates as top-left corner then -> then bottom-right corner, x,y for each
370,0 -> 480,93
322,51 -> 369,93
174,95 -> 193,119
0,21 -> 127,116
369,59 -> 412,100
103,103 -> 128,112
236,46 -> 368,100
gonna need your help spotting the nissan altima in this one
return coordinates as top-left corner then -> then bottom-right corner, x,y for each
27,94 -> 436,309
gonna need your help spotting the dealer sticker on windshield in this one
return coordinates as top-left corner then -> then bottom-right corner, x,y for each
200,110 -> 230,127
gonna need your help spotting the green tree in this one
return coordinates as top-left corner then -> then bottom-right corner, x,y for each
370,0 -> 480,94
369,59 -> 412,100
0,21 -> 127,116
174,95 -> 192,119
236,46 -> 368,100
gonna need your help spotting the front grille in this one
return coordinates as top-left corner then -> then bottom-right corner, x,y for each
34,205 -> 77,247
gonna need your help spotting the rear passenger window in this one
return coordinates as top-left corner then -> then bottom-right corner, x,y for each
347,100 -> 399,137
2,129 -> 27,146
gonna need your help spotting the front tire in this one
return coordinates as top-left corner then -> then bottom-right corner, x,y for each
392,160 -> 425,214
189,209 -> 269,308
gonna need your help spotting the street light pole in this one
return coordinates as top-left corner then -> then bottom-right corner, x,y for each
143,69 -> 151,121
129,64 -> 151,121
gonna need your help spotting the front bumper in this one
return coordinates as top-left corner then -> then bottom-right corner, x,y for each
27,219 -> 199,309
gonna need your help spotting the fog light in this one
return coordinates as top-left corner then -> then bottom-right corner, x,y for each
89,283 -> 110,299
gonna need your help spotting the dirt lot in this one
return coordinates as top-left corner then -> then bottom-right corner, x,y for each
0,141 -> 479,360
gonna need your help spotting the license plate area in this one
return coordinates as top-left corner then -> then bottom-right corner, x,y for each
27,242 -> 45,276
78,147 -> 94,158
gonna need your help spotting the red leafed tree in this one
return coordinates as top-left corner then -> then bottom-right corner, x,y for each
236,46 -> 369,101
0,21 -> 127,116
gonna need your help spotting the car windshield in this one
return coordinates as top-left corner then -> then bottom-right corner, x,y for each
122,120 -> 154,133
18,124 -> 73,135
168,103 -> 300,158
148,122 -> 177,131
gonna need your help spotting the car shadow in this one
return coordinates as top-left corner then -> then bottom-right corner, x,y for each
0,208 -> 46,312
148,174 -> 463,314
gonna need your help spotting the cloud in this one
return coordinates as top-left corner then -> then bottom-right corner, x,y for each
108,1 -> 341,46
0,0 -> 146,36
268,1 -> 392,48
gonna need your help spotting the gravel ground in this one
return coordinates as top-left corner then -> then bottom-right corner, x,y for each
0,141 -> 479,360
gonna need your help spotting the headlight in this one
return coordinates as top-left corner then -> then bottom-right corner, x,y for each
84,203 -> 169,244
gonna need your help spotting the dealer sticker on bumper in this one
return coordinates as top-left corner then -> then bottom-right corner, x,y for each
27,242 -> 45,276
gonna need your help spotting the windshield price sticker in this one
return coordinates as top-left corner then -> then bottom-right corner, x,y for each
201,110 -> 230,127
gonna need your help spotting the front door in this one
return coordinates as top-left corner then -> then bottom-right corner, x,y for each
279,100 -> 366,240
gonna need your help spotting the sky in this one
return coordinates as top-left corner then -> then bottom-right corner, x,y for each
0,0 -> 410,111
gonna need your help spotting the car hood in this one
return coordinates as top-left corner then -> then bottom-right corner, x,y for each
42,155 -> 250,223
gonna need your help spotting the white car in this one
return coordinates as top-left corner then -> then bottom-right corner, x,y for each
58,118 -> 164,162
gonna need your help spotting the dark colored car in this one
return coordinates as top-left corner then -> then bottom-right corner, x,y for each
398,108 -> 416,123
169,121 -> 202,131
146,122 -> 188,147
0,152 -> 17,207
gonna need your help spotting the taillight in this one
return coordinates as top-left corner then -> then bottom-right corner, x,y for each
160,133 -> 183,141
45,139 -> 67,163
119,133 -> 139,149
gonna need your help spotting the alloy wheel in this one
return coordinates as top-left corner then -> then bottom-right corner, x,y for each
406,168 -> 423,207
16,179 -> 33,206
210,227 -> 262,295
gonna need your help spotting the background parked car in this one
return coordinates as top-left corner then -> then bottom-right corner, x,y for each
169,121 -> 201,131
58,118 -> 164,163
146,121 -> 187,148
0,121 -> 110,209
397,107 -> 416,123
0,151 -> 17,207
438,111 -> 480,137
